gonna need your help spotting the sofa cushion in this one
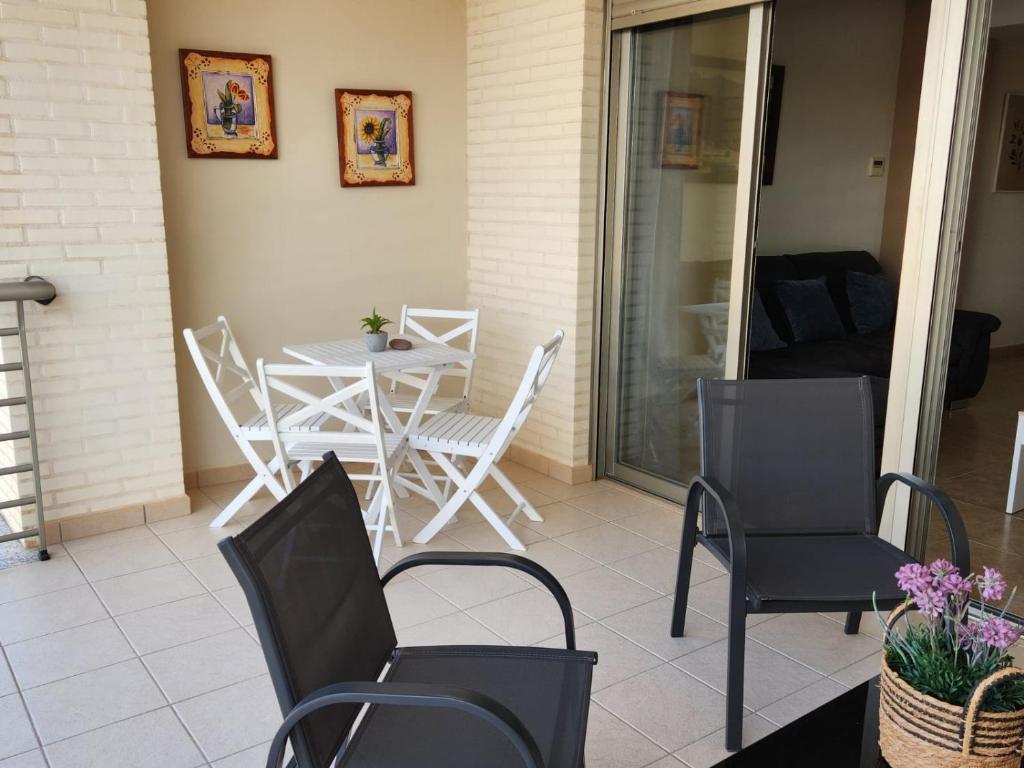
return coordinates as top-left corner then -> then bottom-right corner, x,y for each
846,271 -> 897,335
787,250 -> 882,333
753,255 -> 799,341
774,278 -> 846,343
749,292 -> 787,352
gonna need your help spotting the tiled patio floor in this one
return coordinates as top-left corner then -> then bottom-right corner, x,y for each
0,463 -> 884,768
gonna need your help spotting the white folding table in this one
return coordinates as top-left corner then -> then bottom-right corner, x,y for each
282,337 -> 475,509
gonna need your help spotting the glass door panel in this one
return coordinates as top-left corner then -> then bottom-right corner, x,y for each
601,6 -> 767,499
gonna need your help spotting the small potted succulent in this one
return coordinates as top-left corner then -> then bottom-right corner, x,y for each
361,308 -> 392,352
875,560 -> 1024,767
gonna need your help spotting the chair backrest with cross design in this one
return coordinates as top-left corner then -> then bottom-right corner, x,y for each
183,316 -> 264,437
256,360 -> 404,560
398,306 -> 480,398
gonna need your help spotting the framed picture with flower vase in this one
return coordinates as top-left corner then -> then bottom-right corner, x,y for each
179,48 -> 278,159
334,89 -> 415,187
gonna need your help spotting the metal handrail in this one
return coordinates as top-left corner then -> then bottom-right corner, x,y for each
0,276 -> 56,561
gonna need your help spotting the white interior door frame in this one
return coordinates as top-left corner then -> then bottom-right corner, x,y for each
879,0 -> 975,547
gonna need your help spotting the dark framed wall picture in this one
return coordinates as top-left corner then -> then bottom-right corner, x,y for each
761,64 -> 786,185
995,92 -> 1024,191
659,92 -> 705,169
179,49 -> 277,159
335,89 -> 415,187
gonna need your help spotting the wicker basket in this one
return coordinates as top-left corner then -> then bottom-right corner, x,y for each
879,606 -> 1024,768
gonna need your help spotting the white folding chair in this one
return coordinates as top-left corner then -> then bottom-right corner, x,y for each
388,306 -> 480,415
257,359 -> 405,562
183,317 -> 325,528
408,330 -> 564,551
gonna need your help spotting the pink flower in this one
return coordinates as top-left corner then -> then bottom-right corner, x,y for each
930,559 -> 957,579
957,622 -> 981,650
980,567 -> 1007,602
895,563 -> 931,595
913,588 -> 946,619
938,573 -> 972,598
979,617 -> 1022,650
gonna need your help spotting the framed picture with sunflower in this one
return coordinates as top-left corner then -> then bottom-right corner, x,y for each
179,48 -> 277,159
335,89 -> 415,187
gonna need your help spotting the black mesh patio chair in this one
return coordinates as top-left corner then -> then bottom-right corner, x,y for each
670,377 -> 969,752
219,452 -> 596,768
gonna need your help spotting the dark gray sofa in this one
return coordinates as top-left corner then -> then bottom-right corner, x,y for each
748,250 -> 1001,449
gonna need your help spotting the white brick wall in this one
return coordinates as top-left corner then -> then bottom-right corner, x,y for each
466,0 -> 603,472
0,0 -> 183,526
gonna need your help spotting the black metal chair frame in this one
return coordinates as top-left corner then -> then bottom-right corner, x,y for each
219,454 -> 596,768
669,379 -> 971,753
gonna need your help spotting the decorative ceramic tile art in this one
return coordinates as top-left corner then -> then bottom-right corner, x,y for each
335,89 -> 415,187
179,48 -> 278,159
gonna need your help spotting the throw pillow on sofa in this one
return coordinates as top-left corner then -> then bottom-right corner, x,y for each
846,270 -> 897,335
749,292 -> 787,351
774,277 -> 846,343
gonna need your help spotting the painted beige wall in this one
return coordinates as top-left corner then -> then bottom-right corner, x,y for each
756,0 -> 906,260
878,0 -> 930,279
147,0 -> 467,474
958,37 -> 1024,348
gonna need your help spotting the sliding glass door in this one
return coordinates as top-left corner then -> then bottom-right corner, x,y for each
598,2 -> 770,500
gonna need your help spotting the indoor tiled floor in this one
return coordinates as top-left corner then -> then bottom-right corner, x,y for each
928,352 -> 1024,586
0,462 -> 886,768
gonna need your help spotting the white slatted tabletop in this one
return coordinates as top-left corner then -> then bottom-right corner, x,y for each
283,337 -> 473,372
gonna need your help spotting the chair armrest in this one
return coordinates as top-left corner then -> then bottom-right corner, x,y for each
687,475 -> 746,575
688,475 -> 745,602
877,472 -> 970,573
266,681 -> 544,768
382,552 -> 578,650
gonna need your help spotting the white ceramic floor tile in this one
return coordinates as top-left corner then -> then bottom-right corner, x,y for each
181,552 -> 236,593
212,586 -> 254,626
92,562 -> 206,616
0,750 -> 46,768
467,587 -> 587,646
614,509 -> 684,547
397,611 -> 508,646
681,576 -> 772,627
559,567 -> 660,620
445,519 -> 546,551
63,525 -> 159,555
673,713 -> 777,767
584,703 -> 669,768
213,742 -> 273,768
6,619 -> 135,689
757,677 -> 849,727
70,536 -> 177,582
0,554 -> 84,605
0,694 -> 38,760
518,502 -> 604,538
609,548 -> 720,594
555,523 -> 660,564
143,628 -> 266,702
747,613 -> 881,675
830,653 -> 883,688
0,584 -> 107,645
383,579 -> 459,630
415,564 -> 531,609
22,659 -> 166,744
44,707 -> 205,768
567,489 -> 666,521
594,664 -> 727,752
602,599 -> 728,662
116,594 -> 238,655
157,523 -> 246,561
572,624 -> 662,691
505,538 -> 598,579
0,654 -> 15,696
175,674 -> 281,761
672,638 -> 823,711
